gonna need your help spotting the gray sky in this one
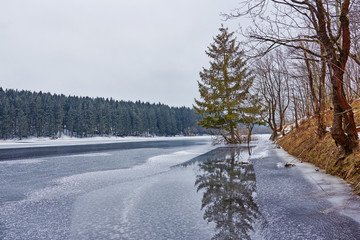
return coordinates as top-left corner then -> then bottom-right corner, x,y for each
0,0 -> 241,107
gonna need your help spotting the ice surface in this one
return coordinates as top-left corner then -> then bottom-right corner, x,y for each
69,167 -> 214,240
2,134 -> 360,240
252,138 -> 360,239
0,141 -> 216,240
59,152 -> 113,158
23,144 -> 215,202
0,159 -> 45,165
275,144 -> 360,225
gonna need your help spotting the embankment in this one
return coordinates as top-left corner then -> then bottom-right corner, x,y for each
277,100 -> 360,195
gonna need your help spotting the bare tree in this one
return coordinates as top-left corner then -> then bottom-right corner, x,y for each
255,49 -> 290,140
228,0 -> 359,153
298,41 -> 327,138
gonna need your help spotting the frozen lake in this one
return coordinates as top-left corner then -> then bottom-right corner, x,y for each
1,136 -> 360,239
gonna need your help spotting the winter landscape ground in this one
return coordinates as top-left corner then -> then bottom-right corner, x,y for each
1,135 -> 359,239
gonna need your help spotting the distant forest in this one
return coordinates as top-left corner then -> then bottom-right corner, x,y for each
0,88 -> 206,139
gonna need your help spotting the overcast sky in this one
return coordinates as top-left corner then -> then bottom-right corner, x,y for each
0,0 -> 242,107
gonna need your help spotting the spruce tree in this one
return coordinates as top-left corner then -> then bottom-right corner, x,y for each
194,26 -> 253,144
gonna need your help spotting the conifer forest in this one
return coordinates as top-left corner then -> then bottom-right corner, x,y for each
0,88 -> 204,139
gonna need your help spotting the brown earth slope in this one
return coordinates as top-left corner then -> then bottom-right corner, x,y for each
277,99 -> 360,195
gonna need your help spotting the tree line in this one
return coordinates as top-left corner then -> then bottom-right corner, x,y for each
0,88 -> 205,139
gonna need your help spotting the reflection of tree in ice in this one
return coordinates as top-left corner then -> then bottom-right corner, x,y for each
195,147 -> 261,240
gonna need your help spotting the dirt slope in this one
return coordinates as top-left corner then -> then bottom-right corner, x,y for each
277,100 -> 360,195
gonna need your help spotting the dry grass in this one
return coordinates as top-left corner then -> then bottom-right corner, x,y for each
278,102 -> 360,195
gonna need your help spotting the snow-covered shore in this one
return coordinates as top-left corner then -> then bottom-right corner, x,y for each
0,135 -> 212,149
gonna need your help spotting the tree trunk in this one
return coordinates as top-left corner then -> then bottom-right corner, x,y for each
331,67 -> 358,154
315,0 -> 358,154
292,89 -> 299,129
317,45 -> 327,138
269,130 -> 277,141
301,41 -> 326,138
229,125 -> 236,144
247,125 -> 253,155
